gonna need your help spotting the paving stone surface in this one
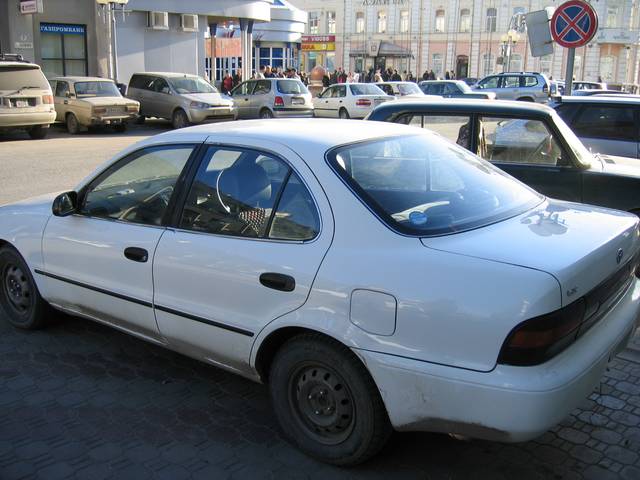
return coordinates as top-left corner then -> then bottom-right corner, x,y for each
0,311 -> 639,479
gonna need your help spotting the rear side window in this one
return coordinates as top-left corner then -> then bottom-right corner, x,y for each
523,76 -> 538,87
253,80 -> 271,95
398,114 -> 473,149
55,81 -> 69,97
571,106 -> 637,141
503,76 -> 519,88
0,66 -> 50,90
427,83 -> 444,95
554,103 -> 579,124
129,75 -> 152,90
277,80 -> 308,94
349,84 -> 384,96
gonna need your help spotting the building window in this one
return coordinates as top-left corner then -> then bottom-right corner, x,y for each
377,11 -> 387,33
482,53 -> 494,75
459,9 -> 471,32
601,56 -> 615,81
435,9 -> 445,33
510,53 -> 523,72
400,10 -> 410,33
327,11 -> 336,34
259,47 -> 288,69
40,23 -> 87,78
309,12 -> 319,34
486,8 -> 497,32
432,53 -> 443,78
355,11 -> 365,33
539,54 -> 552,75
606,6 -> 619,28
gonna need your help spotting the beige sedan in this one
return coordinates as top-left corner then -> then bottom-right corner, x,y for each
50,77 -> 139,134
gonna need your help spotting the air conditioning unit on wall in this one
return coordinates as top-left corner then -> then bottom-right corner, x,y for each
148,11 -> 169,30
180,14 -> 198,32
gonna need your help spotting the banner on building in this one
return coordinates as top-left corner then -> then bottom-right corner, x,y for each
302,35 -> 336,52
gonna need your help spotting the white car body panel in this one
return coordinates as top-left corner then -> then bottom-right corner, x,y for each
1,119 -> 639,444
312,83 -> 393,119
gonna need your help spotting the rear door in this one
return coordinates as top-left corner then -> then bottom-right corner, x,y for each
231,81 -> 256,119
314,86 -> 335,117
152,140 -> 333,371
248,80 -> 272,117
52,80 -> 70,122
501,75 -> 520,100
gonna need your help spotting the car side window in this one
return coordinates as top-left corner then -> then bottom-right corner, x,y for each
152,78 -> 171,94
336,85 -> 347,97
398,114 -> 474,149
444,83 -> 459,95
478,76 -> 499,89
379,84 -> 393,95
503,76 -> 519,88
55,81 -> 69,97
430,83 -> 445,95
571,106 -> 637,141
522,76 -> 538,87
478,116 -> 567,166
253,80 -> 271,95
180,148 -> 319,240
80,146 -> 194,226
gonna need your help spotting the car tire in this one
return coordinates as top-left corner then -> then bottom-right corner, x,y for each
28,125 -> 48,139
66,113 -> 80,134
259,108 -> 274,119
114,123 -> 127,133
339,108 -> 350,119
135,115 -> 146,125
172,109 -> 190,129
0,246 -> 50,330
269,333 -> 391,466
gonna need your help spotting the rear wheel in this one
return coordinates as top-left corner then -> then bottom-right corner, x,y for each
66,113 -> 80,134
269,334 -> 391,466
0,246 -> 50,330
339,108 -> 350,119
28,125 -> 48,139
259,108 -> 274,119
172,109 -> 190,129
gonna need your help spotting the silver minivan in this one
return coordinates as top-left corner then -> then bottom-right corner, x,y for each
127,72 -> 236,129
230,78 -> 313,119
474,72 -> 550,103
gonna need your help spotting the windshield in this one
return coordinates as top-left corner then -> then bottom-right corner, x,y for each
349,84 -> 386,96
168,76 -> 217,94
329,134 -> 542,236
0,66 -> 50,90
398,83 -> 422,95
277,80 -> 308,94
74,81 -> 121,97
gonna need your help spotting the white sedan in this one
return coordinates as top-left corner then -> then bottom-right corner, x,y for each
312,83 -> 393,119
1,120 -> 639,466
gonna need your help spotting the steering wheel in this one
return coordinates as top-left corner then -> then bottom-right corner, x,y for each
119,185 -> 173,222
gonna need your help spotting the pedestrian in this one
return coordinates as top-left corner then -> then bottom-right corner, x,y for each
374,69 -> 383,82
232,69 -> 242,88
422,70 -> 429,81
256,65 -> 266,79
445,71 -> 450,80
392,69 -> 402,81
221,72 -> 233,94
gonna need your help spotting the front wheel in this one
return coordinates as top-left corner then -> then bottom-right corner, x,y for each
66,113 -> 80,134
269,334 -> 391,466
172,109 -> 190,129
0,246 -> 50,330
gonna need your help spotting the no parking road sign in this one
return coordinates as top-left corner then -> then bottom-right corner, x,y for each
551,0 -> 598,48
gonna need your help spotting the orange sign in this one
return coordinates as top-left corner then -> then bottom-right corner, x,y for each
302,43 -> 335,51
205,38 -> 242,57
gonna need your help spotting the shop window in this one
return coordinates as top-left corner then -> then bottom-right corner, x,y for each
459,9 -> 471,32
327,11 -> 336,34
435,10 -> 445,33
486,8 -> 497,32
40,23 -> 87,78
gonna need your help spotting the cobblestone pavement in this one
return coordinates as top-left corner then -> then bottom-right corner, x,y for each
0,309 -> 639,480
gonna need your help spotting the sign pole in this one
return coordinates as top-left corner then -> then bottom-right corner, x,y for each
565,47 -> 575,95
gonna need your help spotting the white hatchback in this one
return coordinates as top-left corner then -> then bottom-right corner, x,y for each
312,83 -> 393,119
0,120 -> 639,466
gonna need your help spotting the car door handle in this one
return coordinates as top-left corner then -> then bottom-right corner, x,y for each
259,272 -> 295,292
124,247 -> 149,263
63,100 -> 69,104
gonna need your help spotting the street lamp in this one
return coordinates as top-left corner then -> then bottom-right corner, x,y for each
500,29 -> 520,72
96,0 -> 129,83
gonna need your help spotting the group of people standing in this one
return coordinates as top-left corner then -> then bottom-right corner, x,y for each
219,65 -> 311,94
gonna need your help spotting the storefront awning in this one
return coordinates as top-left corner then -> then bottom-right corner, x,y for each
349,41 -> 413,57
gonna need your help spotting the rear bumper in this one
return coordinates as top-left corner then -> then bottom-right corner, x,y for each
273,108 -> 314,118
358,278 -> 640,442
89,114 -> 137,126
0,110 -> 56,128
189,107 -> 237,123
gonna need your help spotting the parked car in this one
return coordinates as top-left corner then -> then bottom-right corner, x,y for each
460,77 -> 478,86
570,89 -> 629,97
127,72 -> 236,129
550,80 -> 565,96
574,81 -> 608,91
0,54 -> 55,139
552,96 -> 640,158
419,80 -> 496,99
374,81 -> 426,98
2,119 -> 639,466
474,72 -> 550,103
367,98 -> 640,213
230,78 -> 313,119
49,76 -> 139,134
313,83 -> 393,119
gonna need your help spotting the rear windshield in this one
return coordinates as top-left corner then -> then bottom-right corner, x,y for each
398,83 -> 422,95
277,80 -> 308,94
75,81 -> 121,97
328,134 -> 542,236
349,84 -> 385,96
0,66 -> 50,91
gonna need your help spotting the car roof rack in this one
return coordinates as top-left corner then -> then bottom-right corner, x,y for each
0,53 -> 28,62
498,71 -> 541,75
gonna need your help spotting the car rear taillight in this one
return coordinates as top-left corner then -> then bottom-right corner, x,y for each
498,298 -> 586,366
274,96 -> 284,107
356,99 -> 371,106
42,95 -> 53,104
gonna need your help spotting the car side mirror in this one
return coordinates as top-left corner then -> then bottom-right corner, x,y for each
52,191 -> 78,217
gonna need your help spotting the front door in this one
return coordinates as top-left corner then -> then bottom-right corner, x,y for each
231,81 -> 256,119
40,144 -> 196,341
146,77 -> 172,119
152,141 -> 332,372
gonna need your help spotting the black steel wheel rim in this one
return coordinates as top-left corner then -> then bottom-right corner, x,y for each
288,362 -> 355,446
2,262 -> 32,316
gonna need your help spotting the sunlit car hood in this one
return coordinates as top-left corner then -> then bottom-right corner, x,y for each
592,155 -> 640,178
422,198 -> 640,306
182,93 -> 233,106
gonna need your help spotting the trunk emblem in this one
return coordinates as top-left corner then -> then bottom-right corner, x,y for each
617,248 -> 624,264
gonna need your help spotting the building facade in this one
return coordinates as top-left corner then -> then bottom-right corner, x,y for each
290,0 -> 640,86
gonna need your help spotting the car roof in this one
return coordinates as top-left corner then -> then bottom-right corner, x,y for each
51,76 -> 113,83
371,98 -> 555,116
142,119 -> 419,153
131,72 -> 203,78
0,61 -> 41,69
376,81 -> 415,85
556,96 -> 640,104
